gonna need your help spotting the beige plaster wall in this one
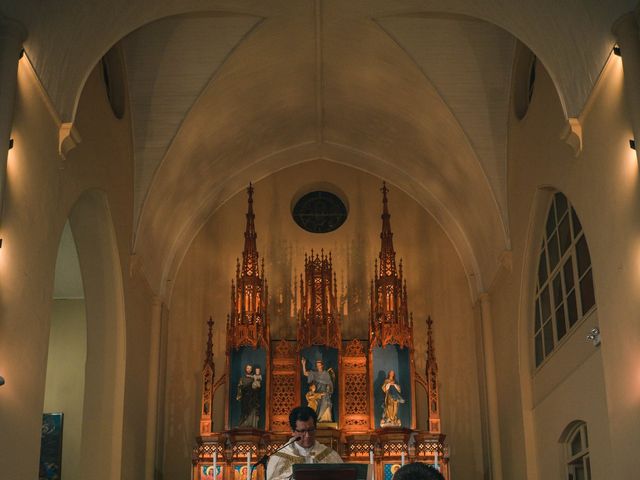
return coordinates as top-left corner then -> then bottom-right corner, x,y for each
43,299 -> 86,480
0,55 -> 157,480
164,160 -> 485,479
490,49 -> 637,479
532,350 -> 611,479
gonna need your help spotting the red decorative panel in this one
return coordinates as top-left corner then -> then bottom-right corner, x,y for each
271,374 -> 296,416
344,373 -> 368,415
274,338 -> 294,358
344,339 -> 365,356
270,339 -> 298,432
382,441 -> 406,456
344,417 -> 370,428
347,441 -> 374,457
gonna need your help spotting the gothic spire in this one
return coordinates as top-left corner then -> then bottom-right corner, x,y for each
379,182 -> 397,277
369,181 -> 412,349
200,316 -> 216,435
242,183 -> 258,276
426,316 -> 437,369
228,183 -> 269,349
297,250 -> 341,349
204,316 -> 215,371
425,316 -> 441,433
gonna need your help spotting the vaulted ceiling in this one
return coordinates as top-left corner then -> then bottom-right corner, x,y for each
5,0 -> 636,298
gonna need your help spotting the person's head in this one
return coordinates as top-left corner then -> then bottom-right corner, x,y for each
316,360 -> 324,372
244,364 -> 253,374
309,383 -> 316,392
388,370 -> 396,380
392,462 -> 444,480
289,406 -> 318,448
255,367 -> 261,375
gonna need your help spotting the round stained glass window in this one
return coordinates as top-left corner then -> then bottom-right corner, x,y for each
292,191 -> 347,233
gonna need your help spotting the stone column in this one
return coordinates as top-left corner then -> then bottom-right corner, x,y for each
479,293 -> 503,480
145,297 -> 164,480
613,11 -> 640,161
0,17 -> 27,221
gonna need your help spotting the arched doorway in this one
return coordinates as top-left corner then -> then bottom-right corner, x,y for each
43,220 -> 87,479
43,190 -> 126,480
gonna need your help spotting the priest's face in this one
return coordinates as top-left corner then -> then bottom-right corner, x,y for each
293,418 -> 316,449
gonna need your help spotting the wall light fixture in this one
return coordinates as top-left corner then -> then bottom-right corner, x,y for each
586,327 -> 601,346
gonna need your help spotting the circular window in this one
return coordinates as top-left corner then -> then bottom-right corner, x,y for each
292,191 -> 347,233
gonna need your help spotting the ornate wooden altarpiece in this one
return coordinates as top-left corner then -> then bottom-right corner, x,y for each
192,184 -> 450,480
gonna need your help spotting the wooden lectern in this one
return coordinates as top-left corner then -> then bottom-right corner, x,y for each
292,463 -> 369,480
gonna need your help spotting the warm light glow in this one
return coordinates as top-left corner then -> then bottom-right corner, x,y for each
633,238 -> 640,290
5,130 -> 21,182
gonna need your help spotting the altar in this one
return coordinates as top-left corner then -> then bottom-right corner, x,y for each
192,184 -> 450,480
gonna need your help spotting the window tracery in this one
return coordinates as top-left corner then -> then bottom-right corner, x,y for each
534,192 -> 596,367
565,422 -> 590,480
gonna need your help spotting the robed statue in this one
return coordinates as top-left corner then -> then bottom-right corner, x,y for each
301,358 -> 335,422
381,369 -> 405,427
236,364 -> 262,428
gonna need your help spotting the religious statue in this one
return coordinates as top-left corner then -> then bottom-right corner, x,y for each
236,363 -> 262,428
305,383 -> 323,411
381,370 -> 405,427
301,358 -> 335,422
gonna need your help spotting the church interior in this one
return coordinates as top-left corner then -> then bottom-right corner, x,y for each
1,1 -> 640,479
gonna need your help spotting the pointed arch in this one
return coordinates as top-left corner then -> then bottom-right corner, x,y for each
67,189 -> 126,480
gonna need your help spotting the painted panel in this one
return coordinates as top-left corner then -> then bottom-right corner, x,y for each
300,346 -> 339,424
229,347 -> 267,429
39,413 -> 64,480
372,345 -> 411,427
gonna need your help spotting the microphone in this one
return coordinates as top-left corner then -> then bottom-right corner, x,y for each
252,436 -> 301,469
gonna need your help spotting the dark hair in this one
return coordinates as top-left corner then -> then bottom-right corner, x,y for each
289,406 -> 318,431
392,462 -> 444,480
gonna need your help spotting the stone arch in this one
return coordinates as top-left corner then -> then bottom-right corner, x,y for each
67,189 -> 126,480
43,220 -> 87,479
158,148 -> 489,306
516,185 -> 556,479
48,5 -> 582,127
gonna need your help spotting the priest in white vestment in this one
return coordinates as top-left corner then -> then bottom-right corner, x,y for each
267,406 -> 343,480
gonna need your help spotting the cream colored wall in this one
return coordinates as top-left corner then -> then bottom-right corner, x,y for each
533,350 -> 611,479
44,299 -> 86,480
0,55 -> 157,480
164,160 -> 485,479
489,49 -> 637,479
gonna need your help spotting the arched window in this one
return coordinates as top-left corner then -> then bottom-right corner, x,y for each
564,422 -> 591,480
534,192 -> 596,367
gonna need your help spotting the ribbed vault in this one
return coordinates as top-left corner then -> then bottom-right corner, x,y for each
6,0 -> 636,299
